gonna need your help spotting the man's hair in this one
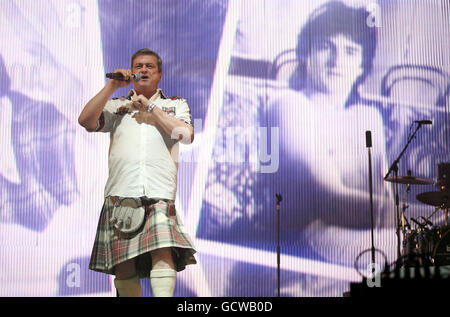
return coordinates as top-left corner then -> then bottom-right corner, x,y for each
131,48 -> 162,72
289,1 -> 377,94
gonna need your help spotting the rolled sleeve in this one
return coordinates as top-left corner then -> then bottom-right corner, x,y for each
175,99 -> 193,126
96,100 -> 118,132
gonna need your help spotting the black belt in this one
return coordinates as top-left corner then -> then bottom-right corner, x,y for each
140,197 -> 159,206
110,196 -> 170,207
140,197 -> 171,206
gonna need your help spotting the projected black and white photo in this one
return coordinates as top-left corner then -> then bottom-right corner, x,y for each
197,0 -> 449,296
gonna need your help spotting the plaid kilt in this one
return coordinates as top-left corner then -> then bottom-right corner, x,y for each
89,197 -> 197,278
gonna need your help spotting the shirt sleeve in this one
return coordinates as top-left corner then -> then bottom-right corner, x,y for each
175,99 -> 193,126
95,99 -> 118,132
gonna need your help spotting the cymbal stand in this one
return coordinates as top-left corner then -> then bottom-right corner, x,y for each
423,205 -> 441,225
444,207 -> 448,226
385,122 -> 425,263
400,183 -> 411,257
440,184 -> 448,226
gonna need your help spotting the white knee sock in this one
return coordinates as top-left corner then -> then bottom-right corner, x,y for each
150,269 -> 176,297
114,275 -> 141,297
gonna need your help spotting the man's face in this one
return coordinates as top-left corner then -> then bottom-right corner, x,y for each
306,34 -> 364,94
132,54 -> 162,92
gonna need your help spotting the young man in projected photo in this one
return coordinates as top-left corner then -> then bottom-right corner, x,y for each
267,2 -> 395,269
218,2 -> 396,296
79,49 -> 196,297
194,1 -> 396,297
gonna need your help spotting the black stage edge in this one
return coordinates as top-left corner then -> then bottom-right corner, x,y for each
349,264 -> 450,299
0,297 -> 367,314
0,296 -> 441,315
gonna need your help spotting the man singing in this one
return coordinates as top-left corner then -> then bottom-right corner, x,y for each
78,48 -> 197,297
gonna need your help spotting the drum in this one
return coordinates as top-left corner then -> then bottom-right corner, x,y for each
433,228 -> 450,265
404,230 -> 418,257
417,227 -> 440,256
403,227 -> 441,265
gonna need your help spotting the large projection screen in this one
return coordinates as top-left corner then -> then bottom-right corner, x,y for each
0,0 -> 449,296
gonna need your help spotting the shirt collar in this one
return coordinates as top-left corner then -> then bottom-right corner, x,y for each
126,88 -> 167,101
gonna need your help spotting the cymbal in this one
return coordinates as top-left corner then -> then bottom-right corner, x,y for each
384,175 -> 435,185
416,191 -> 450,207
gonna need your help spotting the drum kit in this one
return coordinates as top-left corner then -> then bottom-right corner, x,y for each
385,162 -> 450,266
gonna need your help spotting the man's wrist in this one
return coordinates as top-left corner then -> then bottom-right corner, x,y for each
105,80 -> 121,91
148,102 -> 156,113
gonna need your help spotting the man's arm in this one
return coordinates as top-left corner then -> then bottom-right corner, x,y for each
132,95 -> 194,144
152,106 -> 194,144
78,70 -> 131,132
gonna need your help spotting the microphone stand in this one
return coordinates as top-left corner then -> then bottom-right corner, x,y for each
366,131 -> 376,266
275,194 -> 282,297
384,122 -> 425,264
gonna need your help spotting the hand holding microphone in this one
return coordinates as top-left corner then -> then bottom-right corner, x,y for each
106,69 -> 141,87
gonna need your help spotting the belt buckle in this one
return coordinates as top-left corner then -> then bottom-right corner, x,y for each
117,197 -> 142,208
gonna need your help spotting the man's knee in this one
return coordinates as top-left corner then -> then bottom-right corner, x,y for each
151,248 -> 175,269
115,258 -> 137,280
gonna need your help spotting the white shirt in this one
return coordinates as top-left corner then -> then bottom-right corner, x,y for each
97,89 -> 192,200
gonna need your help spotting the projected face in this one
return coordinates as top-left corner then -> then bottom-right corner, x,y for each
132,54 -> 162,93
306,34 -> 364,95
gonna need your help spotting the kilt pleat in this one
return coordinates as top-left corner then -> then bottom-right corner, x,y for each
89,197 -> 197,278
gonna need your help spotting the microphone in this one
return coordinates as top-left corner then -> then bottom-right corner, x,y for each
106,72 -> 141,82
276,194 -> 283,204
365,130 -> 372,148
414,120 -> 432,125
